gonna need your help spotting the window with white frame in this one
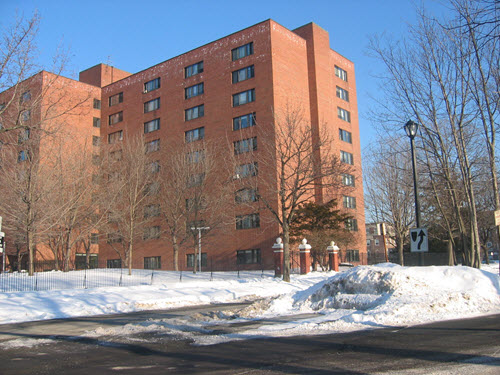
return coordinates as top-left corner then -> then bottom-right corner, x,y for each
233,89 -> 255,107
144,77 -> 160,93
237,249 -> 261,264
145,139 -> 160,153
341,150 -> 354,165
144,118 -> 160,133
338,107 -> 351,122
342,173 -> 355,187
21,91 -> 31,103
185,104 -> 204,121
336,86 -> 349,101
233,113 -> 256,130
335,66 -> 348,81
186,149 -> 205,164
339,128 -> 352,143
108,130 -> 123,144
185,83 -> 204,99
234,137 -> 257,155
185,127 -> 204,143
236,213 -> 260,229
144,98 -> 160,113
232,42 -> 253,61
93,98 -> 101,109
143,226 -> 160,240
109,111 -> 123,125
343,195 -> 356,209
93,117 -> 101,128
232,65 -> 254,83
185,61 -> 204,78
187,173 -> 205,187
109,92 -> 123,107
345,218 -> 358,231
235,188 -> 258,203
235,162 -> 258,178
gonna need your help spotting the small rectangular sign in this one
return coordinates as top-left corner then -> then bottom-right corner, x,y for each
410,228 -> 428,252
495,210 -> 500,226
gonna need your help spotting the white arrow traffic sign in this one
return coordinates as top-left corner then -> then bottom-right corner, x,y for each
410,228 -> 428,252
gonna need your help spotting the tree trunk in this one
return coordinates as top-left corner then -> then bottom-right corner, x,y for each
173,234 -> 179,271
282,224 -> 291,282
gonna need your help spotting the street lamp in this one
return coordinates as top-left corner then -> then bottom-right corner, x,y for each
191,226 -> 210,272
404,120 -> 421,228
405,120 -> 423,266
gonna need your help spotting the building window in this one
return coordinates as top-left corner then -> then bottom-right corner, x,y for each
108,130 -> 123,144
342,173 -> 355,187
144,256 -> 161,269
22,110 -> 31,121
185,83 -> 204,99
341,151 -> 354,165
232,65 -> 254,83
186,149 -> 205,164
235,162 -> 258,178
150,160 -> 160,173
233,89 -> 255,107
185,104 -> 204,121
233,113 -> 256,131
234,137 -> 257,155
144,98 -> 160,113
186,197 -> 207,211
235,188 -> 258,203
144,204 -> 161,218
144,181 -> 160,196
346,250 -> 360,262
345,218 -> 358,231
93,98 -> 101,109
107,259 -> 122,268
185,127 -> 204,143
17,150 -> 29,162
187,253 -> 207,268
107,232 -> 122,243
343,196 -> 356,209
338,107 -> 351,123
21,91 -> 31,103
375,239 -> 380,246
144,118 -> 160,133
187,173 -> 205,187
339,128 -> 352,143
336,86 -> 349,102
367,239 -> 371,246
236,213 -> 260,230
237,249 -> 261,264
144,77 -> 160,93
18,128 -> 30,143
185,61 -> 204,78
108,92 -> 123,107
90,233 -> 99,244
143,226 -> 160,240
335,66 -> 348,81
145,139 -> 160,153
93,117 -> 101,128
232,42 -> 253,61
109,111 -> 123,125
92,135 -> 101,146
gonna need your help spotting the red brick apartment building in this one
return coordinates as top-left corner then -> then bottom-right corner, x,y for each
0,19 -> 366,271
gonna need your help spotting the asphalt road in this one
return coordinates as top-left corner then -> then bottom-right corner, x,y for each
0,305 -> 498,375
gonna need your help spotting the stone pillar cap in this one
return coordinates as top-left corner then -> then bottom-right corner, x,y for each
299,238 -> 312,250
272,237 -> 284,249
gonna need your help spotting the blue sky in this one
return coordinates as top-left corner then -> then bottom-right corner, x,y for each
0,0 -> 450,151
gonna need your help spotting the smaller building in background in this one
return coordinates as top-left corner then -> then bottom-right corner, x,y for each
366,222 -> 395,264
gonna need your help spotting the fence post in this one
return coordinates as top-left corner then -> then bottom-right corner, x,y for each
35,272 -> 38,291
119,267 -> 123,287
210,258 -> 213,281
151,269 -> 154,285
84,268 -> 87,289
180,270 -> 182,282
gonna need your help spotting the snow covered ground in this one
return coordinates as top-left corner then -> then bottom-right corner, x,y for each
0,263 -> 499,346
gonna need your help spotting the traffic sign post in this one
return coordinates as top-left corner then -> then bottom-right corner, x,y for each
0,231 -> 4,273
410,228 -> 428,253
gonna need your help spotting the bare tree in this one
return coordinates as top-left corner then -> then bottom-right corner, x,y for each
234,105 -> 352,282
157,138 -> 232,271
99,135 -> 160,275
364,137 -> 415,265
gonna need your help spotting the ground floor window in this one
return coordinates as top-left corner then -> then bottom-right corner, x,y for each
346,250 -> 360,262
75,254 -> 98,269
107,259 -> 122,268
236,249 -> 261,265
187,253 -> 207,268
144,256 -> 161,269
